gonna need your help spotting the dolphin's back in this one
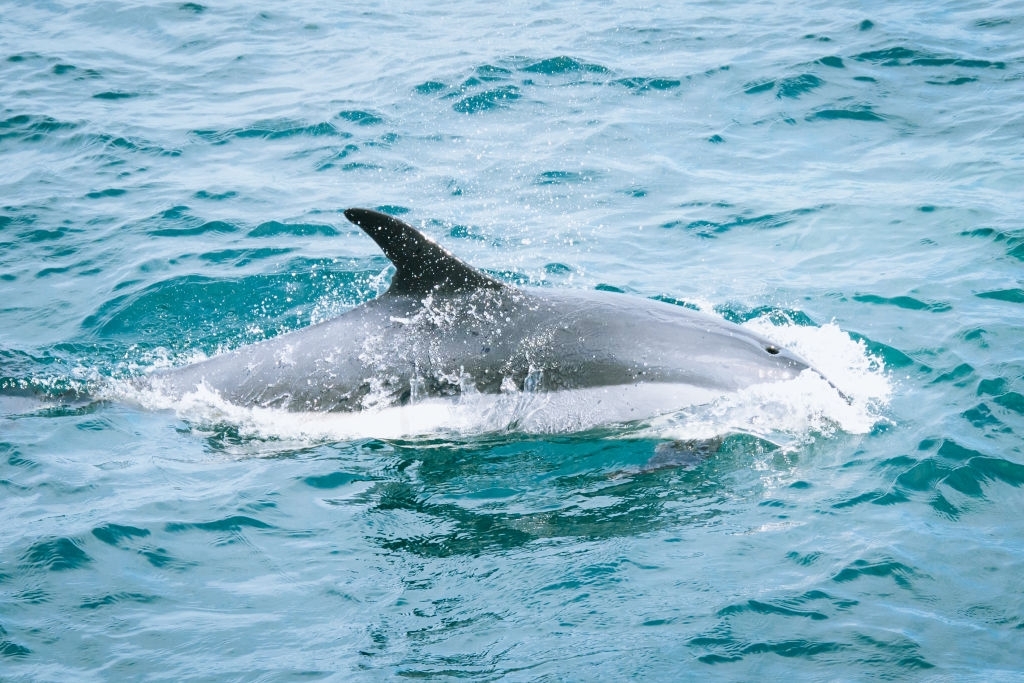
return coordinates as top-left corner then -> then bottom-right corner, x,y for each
142,209 -> 823,415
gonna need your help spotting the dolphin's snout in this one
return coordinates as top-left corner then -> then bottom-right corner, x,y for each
764,343 -> 811,374
769,343 -> 850,403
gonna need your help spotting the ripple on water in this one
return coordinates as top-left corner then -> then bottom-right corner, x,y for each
164,514 -> 274,533
832,557 -> 919,587
805,107 -> 887,123
832,437 -> 1024,519
417,55 -> 691,115
246,221 -> 338,238
148,219 -> 239,238
82,266 -> 378,350
534,170 -> 601,185
91,522 -> 151,546
689,573 -> 933,668
79,591 -> 158,610
198,247 -> 295,267
0,114 -> 80,143
612,76 -> 682,92
852,294 -> 952,313
336,110 -> 385,126
0,625 -> 32,658
977,288 -> 1024,304
453,85 -> 521,114
19,537 -> 92,572
744,73 -> 824,99
191,118 -> 356,145
962,227 -> 1024,262
92,90 -> 139,100
660,207 -> 822,238
850,46 -> 1005,70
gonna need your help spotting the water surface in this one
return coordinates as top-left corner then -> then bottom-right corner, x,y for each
2,1 -> 1023,679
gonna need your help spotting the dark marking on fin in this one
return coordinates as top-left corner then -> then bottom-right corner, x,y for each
344,208 -> 506,296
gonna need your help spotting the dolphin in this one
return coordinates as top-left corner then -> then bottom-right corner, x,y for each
142,208 -> 829,424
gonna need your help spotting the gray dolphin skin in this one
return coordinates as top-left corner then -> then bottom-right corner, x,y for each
145,208 -> 823,417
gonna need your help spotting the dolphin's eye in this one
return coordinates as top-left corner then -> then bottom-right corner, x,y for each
765,345 -> 780,355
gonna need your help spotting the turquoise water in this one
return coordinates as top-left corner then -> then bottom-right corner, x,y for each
2,0 -> 1023,679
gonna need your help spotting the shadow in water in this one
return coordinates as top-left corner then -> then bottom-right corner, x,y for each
358,433 -> 779,557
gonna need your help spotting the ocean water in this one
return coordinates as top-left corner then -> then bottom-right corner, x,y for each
2,0 -> 1023,679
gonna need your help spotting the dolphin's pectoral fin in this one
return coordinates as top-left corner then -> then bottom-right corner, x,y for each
344,208 -> 508,296
644,437 -> 723,472
606,438 -> 723,480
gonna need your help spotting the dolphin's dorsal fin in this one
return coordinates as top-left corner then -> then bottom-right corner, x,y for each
344,208 -> 507,296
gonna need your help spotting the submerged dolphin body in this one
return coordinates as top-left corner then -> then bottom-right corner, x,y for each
145,208 -> 826,423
